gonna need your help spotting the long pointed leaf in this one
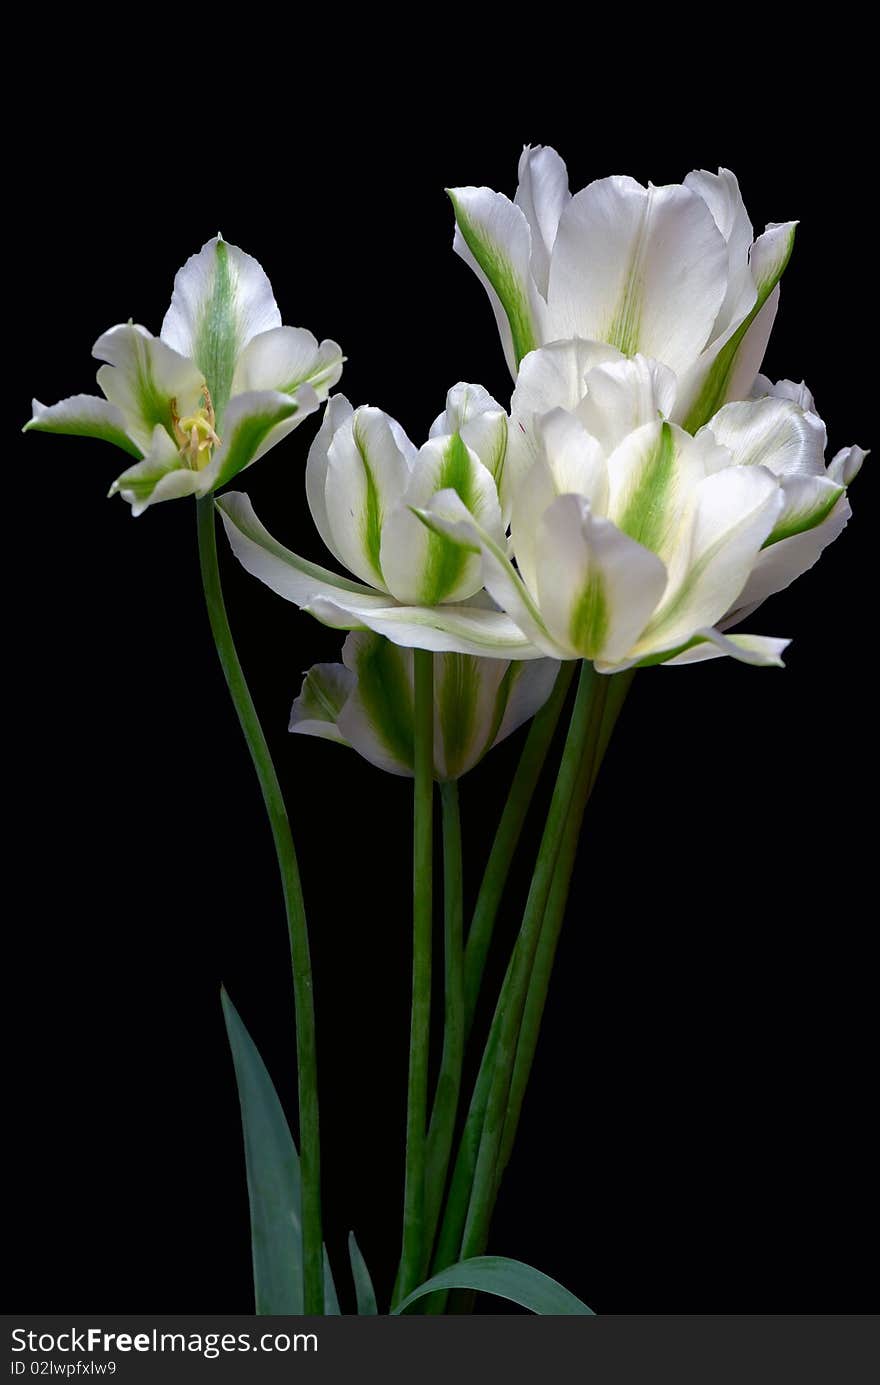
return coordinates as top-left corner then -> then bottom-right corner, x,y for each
348,1232 -> 378,1314
392,1256 -> 594,1315
221,988 -> 339,1314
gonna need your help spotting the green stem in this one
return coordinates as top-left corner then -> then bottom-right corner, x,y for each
496,673 -> 634,1181
462,662 -> 575,1039
460,662 -> 601,1262
395,648 -> 434,1305
421,779 -> 465,1291
195,496 -> 323,1315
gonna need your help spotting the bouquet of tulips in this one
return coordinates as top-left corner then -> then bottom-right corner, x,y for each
27,147 -> 865,1316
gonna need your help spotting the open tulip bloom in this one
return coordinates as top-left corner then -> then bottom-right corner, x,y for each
24,156 -> 866,1319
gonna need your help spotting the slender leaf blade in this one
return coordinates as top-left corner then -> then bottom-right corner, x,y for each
392,1256 -> 594,1316
348,1232 -> 379,1315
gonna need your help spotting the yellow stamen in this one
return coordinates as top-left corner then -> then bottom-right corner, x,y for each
171,386 -> 221,470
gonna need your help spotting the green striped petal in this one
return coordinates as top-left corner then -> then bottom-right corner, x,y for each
109,424 -> 201,516
380,433 -> 503,605
203,387 -> 318,492
765,474 -> 844,546
430,383 -> 509,507
231,326 -> 343,401
722,493 -> 851,626
534,494 -> 667,661
161,236 -> 281,422
323,407 -> 412,590
678,221 -> 797,433
289,662 -> 356,744
24,394 -> 141,458
93,324 -> 205,454
306,595 -> 547,660
657,629 -> 790,667
448,187 -> 543,375
606,421 -> 720,565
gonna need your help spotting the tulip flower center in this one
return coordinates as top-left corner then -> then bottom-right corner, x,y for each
172,388 -> 221,470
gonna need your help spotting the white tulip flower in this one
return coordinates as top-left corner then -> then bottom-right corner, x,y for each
448,147 -> 796,430
290,631 -> 559,779
218,385 -> 544,660
418,349 -> 865,671
25,237 -> 343,515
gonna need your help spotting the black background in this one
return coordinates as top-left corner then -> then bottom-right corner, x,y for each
9,55 -> 876,1315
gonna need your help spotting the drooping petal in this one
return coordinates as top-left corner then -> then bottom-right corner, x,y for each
659,629 -> 790,666
507,339 -> 621,508
434,653 -> 559,779
429,383 -> 509,499
380,433 -> 504,605
606,421 -> 716,566
305,395 -> 355,559
93,324 -> 205,453
677,221 -> 797,432
491,659 -> 562,748
684,168 -> 756,338
828,444 -> 868,486
635,465 -> 783,656
722,493 -> 851,625
510,409 -> 608,594
323,407 -> 412,589
217,491 -> 394,615
534,495 -> 668,661
575,354 -> 677,455
231,326 -> 343,401
109,424 -> 201,516
514,145 -> 570,297
202,387 -> 319,492
545,177 -> 728,376
448,186 -> 543,374
337,632 -> 416,775
160,236 -> 282,419
289,662 -> 356,744
701,397 -> 827,476
24,394 -> 141,458
307,595 -> 549,660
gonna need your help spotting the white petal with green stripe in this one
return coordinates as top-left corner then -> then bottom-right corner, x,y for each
337,633 -> 416,776
722,493 -> 851,626
305,395 -> 355,559
109,424 -> 201,516
430,383 -> 509,504
534,495 -> 667,661
231,326 -> 343,401
514,144 -> 570,297
289,662 -> 356,744
659,629 -> 790,667
93,324 -> 205,453
323,407 -> 412,590
606,421 -> 716,566
310,596 -> 547,660
25,394 -> 140,458
574,353 -> 677,455
545,177 -> 728,375
634,465 -> 782,657
205,387 -> 318,492
381,433 -> 504,605
161,236 -> 281,421
448,187 -> 544,375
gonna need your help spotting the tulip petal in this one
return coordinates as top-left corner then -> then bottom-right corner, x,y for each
701,397 -> 827,476
828,444 -> 868,486
93,323 -> 205,453
606,421 -> 718,565
678,221 -> 797,432
429,383 -> 509,499
109,424 -> 201,516
546,177 -> 728,376
574,354 -> 677,455
723,493 -> 851,625
307,595 -> 548,660
490,659 -> 562,749
217,491 -> 392,614
323,407 -> 412,589
204,388 -> 317,492
534,494 -> 668,660
305,395 -> 355,560
24,394 -> 141,458
514,144 -> 570,297
161,235 -> 282,418
289,662 -> 356,744
684,168 -> 756,337
231,326 -> 343,401
336,633 -> 415,775
636,466 -> 782,655
766,474 -> 844,546
658,629 -> 790,666
752,375 -> 816,413
381,434 -> 504,605
448,187 -> 543,374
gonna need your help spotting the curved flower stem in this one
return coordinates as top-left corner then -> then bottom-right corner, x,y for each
495,672 -> 634,1182
460,661 -> 601,1262
422,779 -> 465,1274
395,648 -> 435,1305
195,496 -> 323,1315
462,662 -> 575,1039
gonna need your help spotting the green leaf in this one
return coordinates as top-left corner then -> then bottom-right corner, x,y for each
348,1232 -> 378,1315
391,1256 -> 594,1315
221,988 -> 339,1314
